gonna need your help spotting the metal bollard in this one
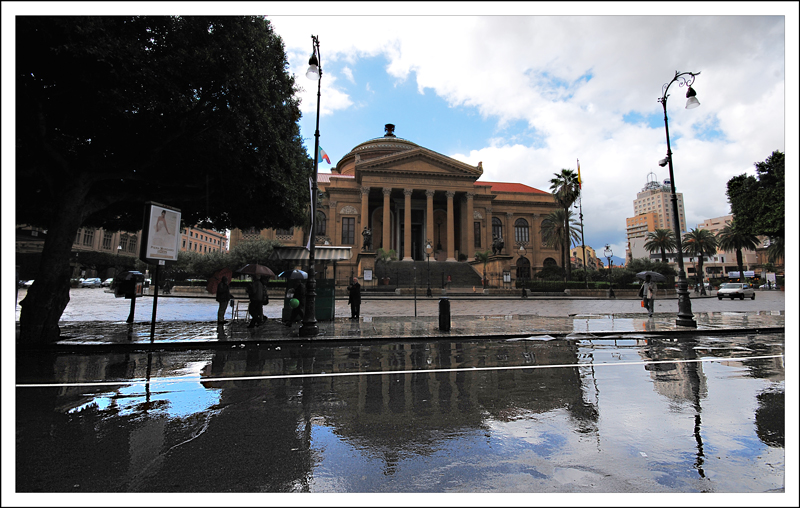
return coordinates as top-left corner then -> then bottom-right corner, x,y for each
438,297 -> 451,331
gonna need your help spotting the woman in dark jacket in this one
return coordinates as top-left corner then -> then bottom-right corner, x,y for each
347,277 -> 361,319
216,276 -> 231,323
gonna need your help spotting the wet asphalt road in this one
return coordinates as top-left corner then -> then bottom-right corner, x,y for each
11,289 -> 790,498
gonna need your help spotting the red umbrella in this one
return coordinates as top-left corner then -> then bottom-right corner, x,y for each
206,268 -> 234,294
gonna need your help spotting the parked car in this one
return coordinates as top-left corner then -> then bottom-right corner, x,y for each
22,280 -> 34,288
717,282 -> 755,300
101,278 -> 114,288
80,277 -> 102,288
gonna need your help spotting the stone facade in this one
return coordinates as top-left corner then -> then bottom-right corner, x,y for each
231,126 -> 561,282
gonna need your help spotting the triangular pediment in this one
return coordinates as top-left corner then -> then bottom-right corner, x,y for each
356,147 -> 482,178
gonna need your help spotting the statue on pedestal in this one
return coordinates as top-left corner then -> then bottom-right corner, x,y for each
362,227 -> 373,251
491,234 -> 504,256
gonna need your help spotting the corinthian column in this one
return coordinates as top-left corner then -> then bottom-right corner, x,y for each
382,188 -> 391,250
465,193 -> 475,260
446,191 -> 456,262
426,190 -> 435,262
403,189 -> 413,261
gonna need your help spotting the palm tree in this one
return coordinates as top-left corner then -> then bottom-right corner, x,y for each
682,228 -> 718,295
549,169 -> 580,281
541,209 -> 580,276
376,248 -> 396,282
766,236 -> 784,265
644,229 -> 677,263
474,250 -> 491,289
716,223 -> 760,280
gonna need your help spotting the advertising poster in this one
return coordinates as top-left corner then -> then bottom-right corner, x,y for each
141,203 -> 181,263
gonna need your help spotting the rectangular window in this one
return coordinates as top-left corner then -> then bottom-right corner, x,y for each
119,234 -> 128,251
102,231 -> 112,250
128,235 -> 137,253
75,229 -> 82,244
342,217 -> 355,245
82,229 -> 94,247
474,222 -> 481,248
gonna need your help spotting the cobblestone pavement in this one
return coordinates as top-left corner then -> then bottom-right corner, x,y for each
14,288 -> 787,348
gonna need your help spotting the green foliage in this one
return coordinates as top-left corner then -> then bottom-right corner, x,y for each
625,258 -> 677,279
376,248 -> 397,279
549,168 -> 580,280
726,150 -> 784,239
717,222 -> 760,276
643,229 -> 677,263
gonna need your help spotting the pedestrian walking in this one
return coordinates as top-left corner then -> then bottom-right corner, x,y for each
245,275 -> 264,328
216,276 -> 232,323
285,281 -> 306,326
347,277 -> 362,319
640,274 -> 657,318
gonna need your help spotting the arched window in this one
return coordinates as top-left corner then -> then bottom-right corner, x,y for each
543,257 -> 558,267
514,218 -> 529,244
516,256 -> 531,280
492,217 -> 503,241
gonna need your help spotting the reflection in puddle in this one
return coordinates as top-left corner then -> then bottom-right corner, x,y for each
16,334 -> 785,493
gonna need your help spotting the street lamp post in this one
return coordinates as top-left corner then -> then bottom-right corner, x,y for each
604,244 -> 614,298
659,70 -> 700,328
300,35 -> 322,338
426,240 -> 432,297
518,243 -> 528,298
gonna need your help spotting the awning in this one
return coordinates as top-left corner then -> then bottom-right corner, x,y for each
269,246 -> 352,262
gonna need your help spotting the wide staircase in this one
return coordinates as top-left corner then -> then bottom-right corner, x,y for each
372,260 -> 482,290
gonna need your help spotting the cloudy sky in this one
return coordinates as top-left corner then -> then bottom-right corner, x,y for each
3,3 -> 796,265
269,8 -> 795,263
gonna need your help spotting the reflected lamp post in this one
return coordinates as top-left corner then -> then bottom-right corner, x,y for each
300,35 -> 322,338
604,244 -> 613,280
659,70 -> 700,328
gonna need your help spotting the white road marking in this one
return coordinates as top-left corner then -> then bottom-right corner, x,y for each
15,354 -> 784,389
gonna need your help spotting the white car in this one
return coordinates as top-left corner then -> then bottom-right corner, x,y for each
101,278 -> 114,287
717,283 -> 755,300
80,277 -> 102,288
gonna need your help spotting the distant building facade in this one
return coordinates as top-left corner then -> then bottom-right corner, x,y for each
180,226 -> 228,254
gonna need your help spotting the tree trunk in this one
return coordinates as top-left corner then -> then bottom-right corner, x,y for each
661,247 -> 667,263
736,249 -> 744,279
563,208 -> 571,282
698,258 -> 707,295
19,181 -> 91,345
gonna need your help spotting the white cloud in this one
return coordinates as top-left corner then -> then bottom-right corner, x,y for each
270,12 -> 794,254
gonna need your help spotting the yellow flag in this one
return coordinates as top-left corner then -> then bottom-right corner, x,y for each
577,159 -> 582,189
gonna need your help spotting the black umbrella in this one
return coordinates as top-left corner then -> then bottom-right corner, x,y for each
636,271 -> 666,282
237,264 -> 276,278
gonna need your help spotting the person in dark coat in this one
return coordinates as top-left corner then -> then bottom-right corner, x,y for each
347,277 -> 362,319
216,276 -> 231,323
246,275 -> 264,328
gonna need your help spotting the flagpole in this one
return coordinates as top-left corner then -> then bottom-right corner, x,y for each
578,159 -> 588,288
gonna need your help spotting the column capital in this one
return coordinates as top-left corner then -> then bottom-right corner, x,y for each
445,190 -> 456,199
404,188 -> 413,197
425,189 -> 435,198
360,186 -> 371,195
465,192 -> 474,200
382,187 -> 392,196
506,212 -> 514,218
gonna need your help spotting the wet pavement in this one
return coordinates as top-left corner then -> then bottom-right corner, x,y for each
10,288 -> 794,499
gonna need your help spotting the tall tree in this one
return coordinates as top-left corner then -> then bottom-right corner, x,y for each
644,228 -> 677,263
549,169 -> 580,281
726,150 -> 784,240
682,228 -> 718,295
474,250 -> 491,289
716,222 -> 760,280
16,16 -> 311,344
540,209 -> 580,273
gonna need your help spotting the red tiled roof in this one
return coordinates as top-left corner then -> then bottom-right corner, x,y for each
475,181 -> 548,194
318,173 -> 354,183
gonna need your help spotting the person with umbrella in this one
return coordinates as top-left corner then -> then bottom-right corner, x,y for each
347,276 -> 361,320
216,276 -> 232,324
640,274 -> 658,318
246,275 -> 265,328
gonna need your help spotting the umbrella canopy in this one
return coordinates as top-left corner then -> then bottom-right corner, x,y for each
636,271 -> 666,282
206,268 -> 233,294
278,269 -> 308,279
237,263 -> 276,278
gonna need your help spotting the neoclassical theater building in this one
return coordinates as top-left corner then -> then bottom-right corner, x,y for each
230,125 -> 561,284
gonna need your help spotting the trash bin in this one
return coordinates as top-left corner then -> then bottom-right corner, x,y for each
315,280 -> 335,321
438,297 -> 451,331
114,271 -> 144,299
